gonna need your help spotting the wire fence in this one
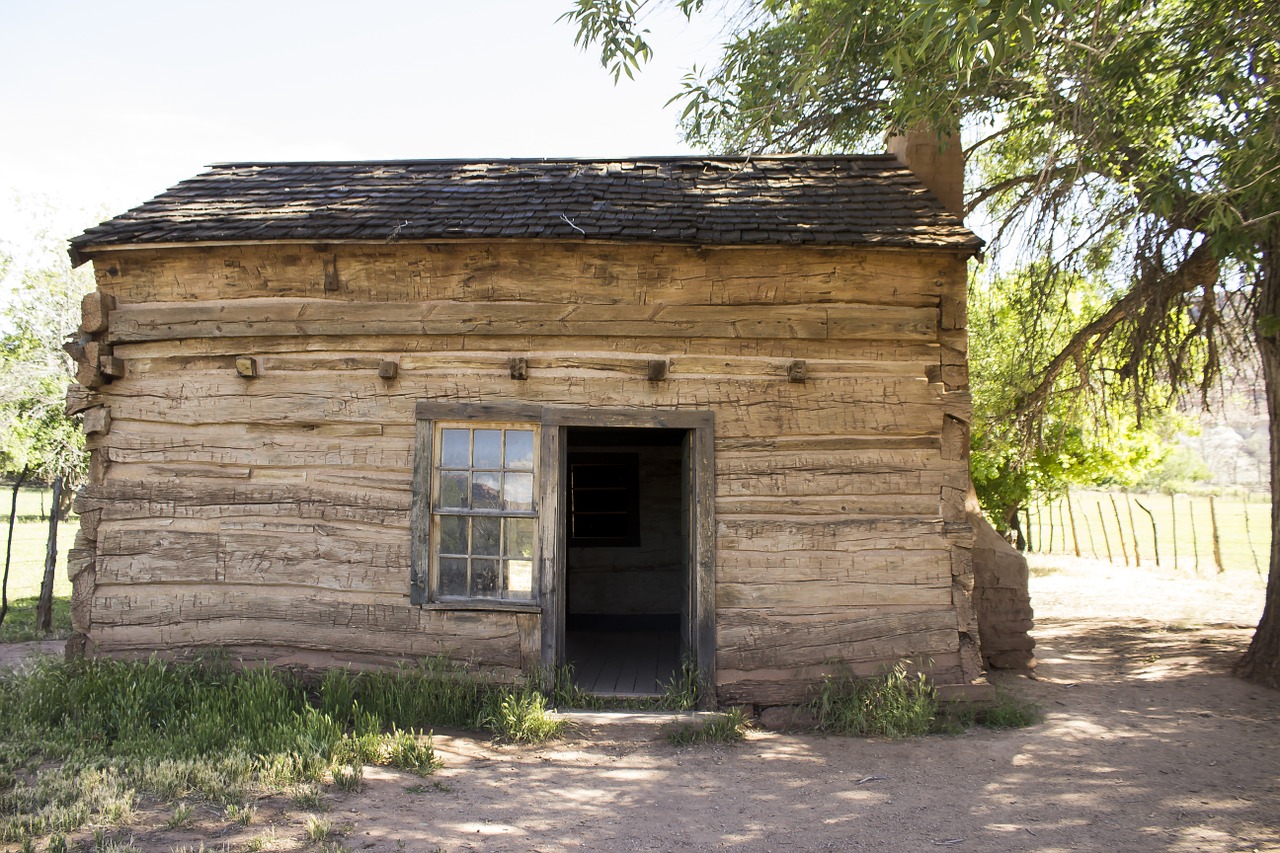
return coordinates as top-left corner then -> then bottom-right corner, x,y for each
1025,490 -> 1270,575
1,486 -> 76,599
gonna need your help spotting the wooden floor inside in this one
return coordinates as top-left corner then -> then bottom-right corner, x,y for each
565,625 -> 681,696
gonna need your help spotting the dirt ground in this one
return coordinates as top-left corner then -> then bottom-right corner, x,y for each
5,557 -> 1280,852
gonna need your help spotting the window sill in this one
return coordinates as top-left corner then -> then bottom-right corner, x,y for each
422,600 -> 541,614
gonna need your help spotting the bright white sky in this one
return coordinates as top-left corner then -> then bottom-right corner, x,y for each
0,0 -> 730,243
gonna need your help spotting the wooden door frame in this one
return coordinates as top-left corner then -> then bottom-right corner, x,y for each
539,408 -> 716,708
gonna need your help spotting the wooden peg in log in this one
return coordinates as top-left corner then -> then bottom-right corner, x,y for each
235,356 -> 260,378
378,360 -> 399,380
787,360 -> 808,383
647,359 -> 669,382
509,357 -> 529,381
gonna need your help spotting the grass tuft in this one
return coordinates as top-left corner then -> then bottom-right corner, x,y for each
663,707 -> 750,745
479,689 -> 564,743
808,661 -> 938,738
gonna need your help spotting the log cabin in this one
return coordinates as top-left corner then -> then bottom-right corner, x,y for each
65,150 -> 987,708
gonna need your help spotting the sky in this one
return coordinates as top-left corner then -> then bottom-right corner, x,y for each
0,0 -> 729,243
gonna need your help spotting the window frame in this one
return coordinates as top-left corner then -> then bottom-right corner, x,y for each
431,422 -> 539,602
411,402 -> 545,613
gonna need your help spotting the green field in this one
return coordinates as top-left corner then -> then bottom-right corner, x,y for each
1027,490 -> 1271,575
0,485 -> 74,640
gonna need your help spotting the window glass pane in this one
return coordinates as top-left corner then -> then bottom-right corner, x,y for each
506,559 -> 533,596
505,518 -> 535,558
505,430 -> 535,470
503,473 -> 534,512
472,516 -> 501,556
473,472 -> 501,509
438,472 -> 469,509
438,515 -> 468,555
471,559 -> 499,597
473,430 -> 502,469
440,429 -> 470,469
439,558 -> 468,597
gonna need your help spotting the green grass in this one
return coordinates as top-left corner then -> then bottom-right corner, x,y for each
0,655 -> 574,846
807,661 -> 940,738
1,485 -> 75,642
662,707 -> 750,745
1027,490 -> 1269,575
807,662 -> 1042,738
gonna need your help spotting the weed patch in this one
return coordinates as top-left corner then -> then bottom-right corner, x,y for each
663,707 -> 749,745
0,656 -> 561,846
808,661 -> 939,738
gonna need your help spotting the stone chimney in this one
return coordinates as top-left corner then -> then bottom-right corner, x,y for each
886,125 -> 965,221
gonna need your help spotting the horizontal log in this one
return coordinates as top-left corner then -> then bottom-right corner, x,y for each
716,455 -> 965,497
717,517 -> 947,551
96,372 -> 945,437
82,479 -> 410,519
716,608 -> 960,670
715,548 -> 952,584
714,494 -> 940,517
109,299 -> 837,343
113,335 -> 944,367
98,243 -> 959,309
716,579 -> 951,609
88,588 -> 531,668
714,653 -> 966,706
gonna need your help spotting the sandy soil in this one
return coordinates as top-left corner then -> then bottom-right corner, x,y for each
6,558 -> 1279,852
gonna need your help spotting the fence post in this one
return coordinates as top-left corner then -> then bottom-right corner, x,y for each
1189,496 -> 1201,575
1243,492 -> 1263,576
1096,501 -> 1114,563
1123,488 -> 1141,567
1170,493 -> 1179,570
1209,495 -> 1225,574
1135,497 -> 1159,567
1109,493 -> 1131,566
1065,493 -> 1080,557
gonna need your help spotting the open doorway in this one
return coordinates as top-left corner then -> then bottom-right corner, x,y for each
562,426 -> 688,696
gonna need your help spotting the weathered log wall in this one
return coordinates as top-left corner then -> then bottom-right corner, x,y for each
68,240 -> 978,703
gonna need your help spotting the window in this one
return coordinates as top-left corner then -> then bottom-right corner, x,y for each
432,424 -> 537,601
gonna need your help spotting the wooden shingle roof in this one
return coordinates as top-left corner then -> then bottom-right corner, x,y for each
70,156 -> 983,263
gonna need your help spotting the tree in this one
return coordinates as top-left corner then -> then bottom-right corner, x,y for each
0,227 -> 93,630
970,265 -> 1165,546
564,0 -> 1280,686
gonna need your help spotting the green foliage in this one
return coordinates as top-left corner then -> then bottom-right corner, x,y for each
807,661 -> 938,738
968,265 -> 1168,527
0,594 -> 70,642
1136,446 -> 1213,492
479,689 -> 564,744
0,231 -> 93,484
0,656 -> 571,844
662,707 -> 749,745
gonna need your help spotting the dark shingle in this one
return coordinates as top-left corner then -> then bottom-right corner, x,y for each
70,156 -> 982,261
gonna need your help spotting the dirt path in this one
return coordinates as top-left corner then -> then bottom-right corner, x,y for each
10,559 -> 1280,852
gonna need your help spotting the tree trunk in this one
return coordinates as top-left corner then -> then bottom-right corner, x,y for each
35,476 -> 63,633
1237,225 -> 1280,688
1,467 -> 31,627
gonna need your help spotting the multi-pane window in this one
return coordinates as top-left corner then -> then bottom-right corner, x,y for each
433,425 -> 537,600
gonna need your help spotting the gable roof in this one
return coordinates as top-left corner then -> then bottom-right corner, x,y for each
70,156 -> 983,263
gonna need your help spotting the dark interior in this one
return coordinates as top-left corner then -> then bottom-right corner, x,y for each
563,427 -> 686,695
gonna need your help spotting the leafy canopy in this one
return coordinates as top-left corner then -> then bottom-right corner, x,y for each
0,230 -> 93,484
